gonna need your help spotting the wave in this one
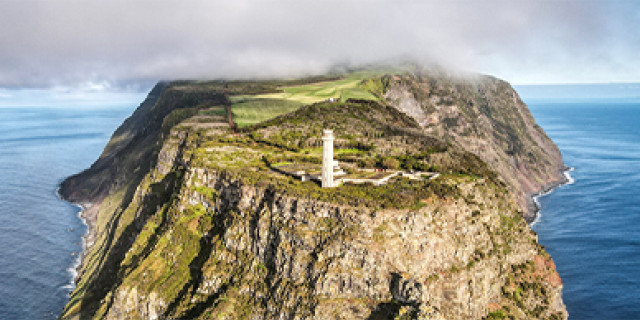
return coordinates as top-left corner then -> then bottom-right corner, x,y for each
530,167 -> 575,227
563,167 -> 575,185
56,187 -> 89,294
62,257 -> 80,293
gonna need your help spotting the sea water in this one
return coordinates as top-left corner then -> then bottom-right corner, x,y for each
528,100 -> 640,319
0,104 -> 137,319
1,94 -> 638,319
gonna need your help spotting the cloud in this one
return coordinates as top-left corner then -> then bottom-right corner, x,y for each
0,0 -> 638,88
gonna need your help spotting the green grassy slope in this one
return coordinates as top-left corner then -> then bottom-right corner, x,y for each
229,72 -> 385,127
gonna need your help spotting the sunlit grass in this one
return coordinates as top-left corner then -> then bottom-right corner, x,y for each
231,98 -> 303,128
254,76 -> 380,104
230,72 -> 385,127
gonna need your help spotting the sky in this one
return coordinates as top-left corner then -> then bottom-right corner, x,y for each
0,0 -> 638,91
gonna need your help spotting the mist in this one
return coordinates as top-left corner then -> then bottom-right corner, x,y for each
0,0 -> 638,89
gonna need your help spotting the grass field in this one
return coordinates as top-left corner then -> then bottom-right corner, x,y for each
253,76 -> 380,104
230,98 -> 303,128
230,72 -> 385,128
198,106 -> 227,116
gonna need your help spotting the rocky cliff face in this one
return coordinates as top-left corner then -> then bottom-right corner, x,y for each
59,69 -> 567,320
383,70 -> 566,221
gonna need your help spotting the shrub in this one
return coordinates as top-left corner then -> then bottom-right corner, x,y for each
486,310 -> 507,319
382,157 -> 400,169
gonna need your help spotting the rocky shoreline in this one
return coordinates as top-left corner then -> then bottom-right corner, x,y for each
526,166 -> 573,224
70,202 -> 96,282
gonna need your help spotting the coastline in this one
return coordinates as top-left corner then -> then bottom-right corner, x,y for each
529,166 -> 575,226
63,203 -> 86,290
56,186 -> 94,287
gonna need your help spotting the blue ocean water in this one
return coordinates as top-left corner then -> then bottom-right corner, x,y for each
0,104 -> 137,319
1,94 -> 638,320
528,100 -> 640,319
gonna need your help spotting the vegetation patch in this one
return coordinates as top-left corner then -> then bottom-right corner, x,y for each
231,98 -> 303,128
254,76 -> 380,104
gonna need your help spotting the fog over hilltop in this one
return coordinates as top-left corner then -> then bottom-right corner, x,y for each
0,0 -> 638,89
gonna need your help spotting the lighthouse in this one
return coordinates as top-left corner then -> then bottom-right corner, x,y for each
321,129 -> 334,188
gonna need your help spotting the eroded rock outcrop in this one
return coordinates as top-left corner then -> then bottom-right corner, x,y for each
384,71 -> 565,221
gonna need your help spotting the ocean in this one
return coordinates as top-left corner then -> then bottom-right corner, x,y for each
0,104 -> 138,319
528,100 -> 640,319
0,94 -> 638,319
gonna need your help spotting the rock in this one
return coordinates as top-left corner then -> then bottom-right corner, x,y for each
384,71 -> 565,221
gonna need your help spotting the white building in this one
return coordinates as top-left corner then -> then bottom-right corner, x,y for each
321,129 -> 335,188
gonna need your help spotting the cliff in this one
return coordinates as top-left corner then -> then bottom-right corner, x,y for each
59,68 -> 567,319
383,69 -> 566,221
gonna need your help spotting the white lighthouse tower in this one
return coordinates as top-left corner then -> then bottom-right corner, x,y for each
321,129 -> 335,188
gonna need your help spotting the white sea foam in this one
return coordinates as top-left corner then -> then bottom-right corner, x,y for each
67,205 -> 89,292
564,167 -> 575,185
530,167 -> 575,227
63,253 -> 81,293
56,189 -> 89,293
62,248 -> 84,293
61,284 -> 74,291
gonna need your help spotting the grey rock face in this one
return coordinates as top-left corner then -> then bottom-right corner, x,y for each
384,72 -> 566,221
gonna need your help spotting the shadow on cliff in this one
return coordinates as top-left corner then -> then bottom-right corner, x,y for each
366,273 -> 419,320
74,130 -> 192,318
162,184 -> 278,318
77,166 -> 185,319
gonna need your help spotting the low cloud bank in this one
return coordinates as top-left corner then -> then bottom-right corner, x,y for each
1,0 -> 638,88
